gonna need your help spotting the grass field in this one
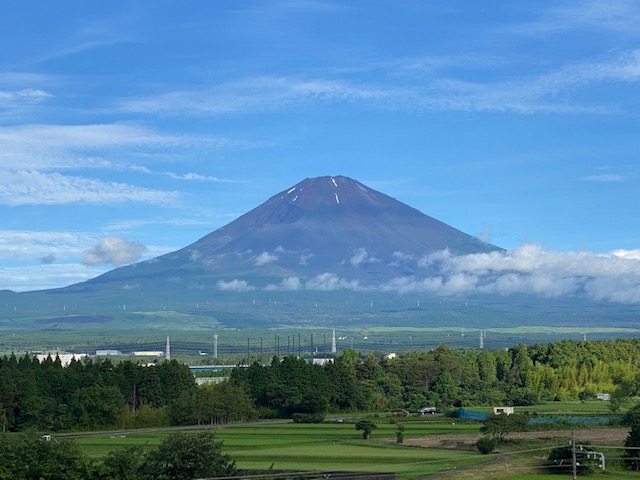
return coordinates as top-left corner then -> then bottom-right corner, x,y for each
73,420 -> 491,479
69,414 -> 637,479
71,414 -> 637,479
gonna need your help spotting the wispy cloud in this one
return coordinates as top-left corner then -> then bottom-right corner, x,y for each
117,47 -> 640,117
0,230 -> 91,261
0,123 -> 196,170
118,76 -> 394,116
0,170 -> 179,206
581,173 -> 628,182
0,88 -> 53,106
509,0 -> 640,37
0,263 -> 104,292
0,123 -> 243,206
131,165 -> 245,183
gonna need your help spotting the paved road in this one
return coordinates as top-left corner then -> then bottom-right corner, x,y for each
55,419 -> 293,440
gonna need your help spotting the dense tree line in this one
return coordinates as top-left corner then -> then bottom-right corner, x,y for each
0,354 -> 195,432
2,338 -> 640,433
232,339 -> 640,416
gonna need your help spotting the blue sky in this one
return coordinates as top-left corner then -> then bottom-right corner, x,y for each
2,0 -> 640,296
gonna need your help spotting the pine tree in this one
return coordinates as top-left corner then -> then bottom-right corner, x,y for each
624,420 -> 640,471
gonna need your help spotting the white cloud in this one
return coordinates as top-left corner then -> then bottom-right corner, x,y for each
305,272 -> 363,291
383,243 -> 640,304
391,251 -> 415,262
583,275 -> 640,303
216,279 -> 255,292
349,247 -> 378,267
0,170 -> 179,206
82,237 -> 147,266
612,249 -> 640,260
255,251 -> 278,266
265,277 -> 303,291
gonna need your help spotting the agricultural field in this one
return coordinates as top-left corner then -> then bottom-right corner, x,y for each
68,416 -> 634,479
71,420 -> 488,479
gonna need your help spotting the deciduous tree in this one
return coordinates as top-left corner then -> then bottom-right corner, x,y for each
140,431 -> 236,480
355,419 -> 377,440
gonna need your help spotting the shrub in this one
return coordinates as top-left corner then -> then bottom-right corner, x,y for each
476,436 -> 497,454
291,413 -> 325,423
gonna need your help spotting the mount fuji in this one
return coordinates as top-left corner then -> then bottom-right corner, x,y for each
6,176 -> 633,333
74,175 -> 502,292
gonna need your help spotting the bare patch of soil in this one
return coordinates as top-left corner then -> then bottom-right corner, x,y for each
404,427 -> 628,449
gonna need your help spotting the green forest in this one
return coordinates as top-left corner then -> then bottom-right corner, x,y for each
2,338 -> 640,432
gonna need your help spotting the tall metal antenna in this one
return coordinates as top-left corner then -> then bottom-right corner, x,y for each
331,329 -> 337,354
165,336 -> 170,360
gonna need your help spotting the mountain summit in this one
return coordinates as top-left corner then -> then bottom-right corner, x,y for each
85,175 -> 501,290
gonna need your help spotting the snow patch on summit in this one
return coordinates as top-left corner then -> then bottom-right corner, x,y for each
331,177 -> 338,188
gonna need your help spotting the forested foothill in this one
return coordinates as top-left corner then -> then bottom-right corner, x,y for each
2,338 -> 640,433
